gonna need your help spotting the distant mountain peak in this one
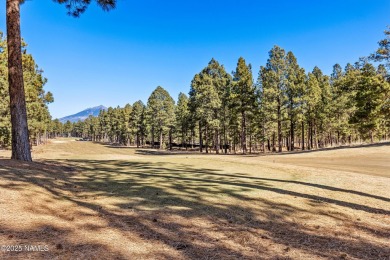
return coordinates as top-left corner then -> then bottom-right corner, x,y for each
92,105 -> 106,110
59,105 -> 107,123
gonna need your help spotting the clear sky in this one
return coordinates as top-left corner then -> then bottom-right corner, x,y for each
0,0 -> 389,118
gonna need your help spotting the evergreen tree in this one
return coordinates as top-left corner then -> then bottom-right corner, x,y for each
0,32 -> 53,148
63,121 -> 73,137
120,104 -> 132,145
23,52 -> 53,146
311,66 -> 332,148
175,92 -> 189,149
202,59 -> 232,153
377,64 -> 388,80
350,63 -> 390,142
260,46 -> 288,152
232,57 -> 255,154
189,73 -> 220,153
285,51 -> 305,151
370,26 -> 390,68
146,86 -> 175,149
0,33 -> 11,147
304,73 -> 321,149
54,0 -> 116,17
130,100 -> 146,147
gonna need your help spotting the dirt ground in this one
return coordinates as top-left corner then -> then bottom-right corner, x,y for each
0,139 -> 389,259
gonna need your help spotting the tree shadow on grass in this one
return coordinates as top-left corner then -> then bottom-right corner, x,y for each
81,159 -> 390,207
0,159 -> 389,259
0,224 -> 134,260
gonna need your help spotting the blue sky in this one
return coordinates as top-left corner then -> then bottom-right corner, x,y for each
0,0 -> 389,118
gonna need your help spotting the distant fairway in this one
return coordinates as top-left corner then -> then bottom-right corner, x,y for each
0,139 -> 389,259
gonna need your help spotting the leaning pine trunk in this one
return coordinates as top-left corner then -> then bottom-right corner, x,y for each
7,0 -> 32,161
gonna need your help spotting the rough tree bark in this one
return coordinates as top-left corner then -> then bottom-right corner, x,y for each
6,0 -> 32,161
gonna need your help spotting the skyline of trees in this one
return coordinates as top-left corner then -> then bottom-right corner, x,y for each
55,45 -> 389,154
1,26 -> 390,154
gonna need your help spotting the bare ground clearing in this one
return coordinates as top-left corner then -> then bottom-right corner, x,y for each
0,139 -> 389,259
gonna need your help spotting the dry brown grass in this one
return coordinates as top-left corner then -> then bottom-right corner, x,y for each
0,139 -> 389,259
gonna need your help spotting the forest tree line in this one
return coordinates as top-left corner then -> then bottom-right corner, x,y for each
52,44 -> 390,154
1,29 -> 389,154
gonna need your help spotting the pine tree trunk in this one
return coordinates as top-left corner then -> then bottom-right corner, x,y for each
215,129 -> 219,154
314,120 -> 318,149
277,97 -> 282,153
151,126 -> 155,148
233,133 -> 236,154
308,121 -> 311,150
199,122 -> 203,153
242,111 -> 247,154
191,128 -> 194,149
7,0 -> 32,161
267,138 -> 270,152
272,131 -> 276,152
205,125 -> 208,154
298,134 -> 301,148
169,129 -> 172,150
290,121 -> 295,151
310,121 -> 313,150
337,130 -> 340,146
182,129 -> 185,150
159,130 -> 163,150
224,124 -> 227,154
262,123 -> 266,153
286,136 -> 289,151
186,129 -> 189,150
249,130 -> 252,154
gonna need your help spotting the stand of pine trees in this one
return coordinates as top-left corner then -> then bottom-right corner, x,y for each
58,46 -> 390,153
0,33 -> 53,149
1,30 -> 389,154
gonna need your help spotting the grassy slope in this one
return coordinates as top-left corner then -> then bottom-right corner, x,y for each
0,139 -> 389,259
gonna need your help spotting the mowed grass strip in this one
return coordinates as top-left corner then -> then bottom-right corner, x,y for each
0,139 -> 389,259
